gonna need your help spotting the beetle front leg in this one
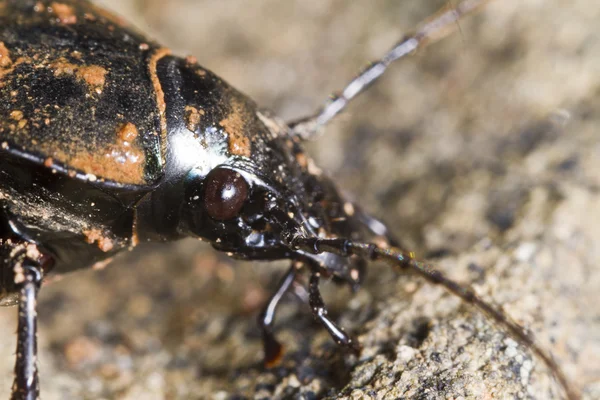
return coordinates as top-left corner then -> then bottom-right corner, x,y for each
308,272 -> 361,355
10,260 -> 42,400
257,264 -> 297,367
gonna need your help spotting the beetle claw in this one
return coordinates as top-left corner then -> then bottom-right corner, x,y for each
263,332 -> 284,368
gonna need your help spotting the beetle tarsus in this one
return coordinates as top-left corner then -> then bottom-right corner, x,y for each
308,272 -> 361,355
11,261 -> 42,400
261,332 -> 284,369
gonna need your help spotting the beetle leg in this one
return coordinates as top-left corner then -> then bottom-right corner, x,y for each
10,260 -> 42,400
291,279 -> 309,304
1,212 -> 50,400
308,272 -> 361,355
257,264 -> 298,367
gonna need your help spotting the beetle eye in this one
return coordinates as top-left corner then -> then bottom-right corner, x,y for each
203,168 -> 249,220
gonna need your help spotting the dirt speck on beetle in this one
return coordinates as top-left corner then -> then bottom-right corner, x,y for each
9,110 -> 23,121
185,55 -> 197,65
117,122 -> 138,143
83,228 -> 114,252
49,59 -> 108,92
184,105 -> 204,133
76,65 -> 107,90
195,67 -> 206,77
50,2 -> 77,25
49,58 -> 78,77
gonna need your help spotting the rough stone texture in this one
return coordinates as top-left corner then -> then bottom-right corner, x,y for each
1,0 -> 599,399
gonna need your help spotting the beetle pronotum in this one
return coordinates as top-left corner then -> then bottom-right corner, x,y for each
0,0 -> 588,398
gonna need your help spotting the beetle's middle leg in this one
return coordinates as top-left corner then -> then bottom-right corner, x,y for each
259,264 -> 362,365
258,264 -> 298,367
308,271 -> 361,354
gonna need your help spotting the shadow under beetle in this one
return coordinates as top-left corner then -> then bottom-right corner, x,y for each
0,0 -> 579,399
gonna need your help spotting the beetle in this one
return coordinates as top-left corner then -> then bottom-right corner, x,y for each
0,0 -> 582,399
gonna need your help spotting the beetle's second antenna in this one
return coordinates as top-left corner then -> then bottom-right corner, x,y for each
290,0 -> 493,140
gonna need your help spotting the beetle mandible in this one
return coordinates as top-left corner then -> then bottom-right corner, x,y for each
0,0 -> 582,399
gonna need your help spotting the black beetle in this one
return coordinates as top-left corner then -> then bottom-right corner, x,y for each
0,0 -> 580,399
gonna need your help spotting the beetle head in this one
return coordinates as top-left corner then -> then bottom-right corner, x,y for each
157,58 -> 367,284
179,124 -> 367,285
181,134 -> 367,282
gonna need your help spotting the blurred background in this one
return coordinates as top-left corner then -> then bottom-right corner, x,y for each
1,0 -> 599,398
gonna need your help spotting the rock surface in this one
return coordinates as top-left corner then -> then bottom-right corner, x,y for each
1,0 -> 599,399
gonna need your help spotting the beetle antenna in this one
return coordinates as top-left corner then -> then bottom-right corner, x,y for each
288,236 -> 580,400
290,0 -> 493,139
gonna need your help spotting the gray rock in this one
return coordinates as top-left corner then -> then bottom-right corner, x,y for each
1,0 -> 598,399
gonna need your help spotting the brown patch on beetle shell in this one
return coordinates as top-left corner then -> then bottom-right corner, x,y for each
220,99 -> 251,157
50,122 -> 145,185
76,65 -> 107,91
56,146 -> 144,184
0,48 -> 19,89
49,58 -> 78,76
184,106 -> 204,133
0,56 -> 29,89
50,2 -> 77,25
147,48 -> 172,159
0,42 -> 12,68
49,58 -> 107,93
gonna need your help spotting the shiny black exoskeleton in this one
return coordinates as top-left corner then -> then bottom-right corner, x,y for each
0,1 -> 579,400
